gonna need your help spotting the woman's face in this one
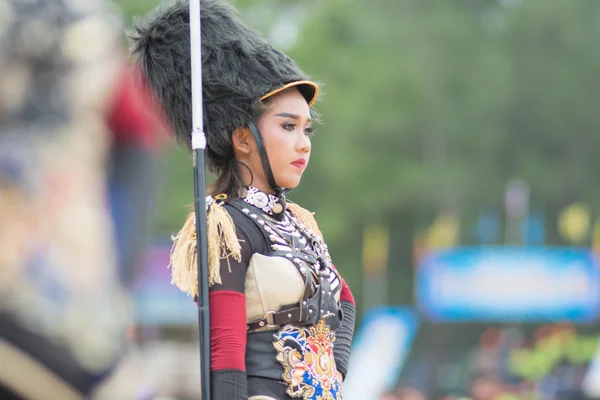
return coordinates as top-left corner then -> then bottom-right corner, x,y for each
237,87 -> 313,192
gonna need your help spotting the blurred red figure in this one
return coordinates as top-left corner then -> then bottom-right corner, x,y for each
106,66 -> 166,287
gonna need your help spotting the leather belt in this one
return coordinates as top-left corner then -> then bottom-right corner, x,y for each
246,249 -> 315,332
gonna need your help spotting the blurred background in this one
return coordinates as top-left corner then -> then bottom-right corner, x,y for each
2,0 -> 599,399
112,0 -> 600,399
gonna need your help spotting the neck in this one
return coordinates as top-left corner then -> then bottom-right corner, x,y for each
249,182 -> 275,195
239,165 -> 275,195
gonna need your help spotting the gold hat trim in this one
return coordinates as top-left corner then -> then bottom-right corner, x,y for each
260,80 -> 319,106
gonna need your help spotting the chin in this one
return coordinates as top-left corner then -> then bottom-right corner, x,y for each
278,175 -> 302,190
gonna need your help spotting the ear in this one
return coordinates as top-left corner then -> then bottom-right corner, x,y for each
232,126 -> 254,155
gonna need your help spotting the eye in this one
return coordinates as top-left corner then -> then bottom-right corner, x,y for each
282,123 -> 295,131
304,127 -> 315,137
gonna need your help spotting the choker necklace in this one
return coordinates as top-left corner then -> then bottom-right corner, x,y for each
241,186 -> 285,216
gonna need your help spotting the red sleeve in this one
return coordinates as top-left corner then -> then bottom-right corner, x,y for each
207,214 -> 255,372
331,264 -> 355,306
209,291 -> 247,371
340,277 -> 355,306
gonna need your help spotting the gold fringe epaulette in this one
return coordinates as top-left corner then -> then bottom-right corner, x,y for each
287,202 -> 324,241
169,197 -> 241,297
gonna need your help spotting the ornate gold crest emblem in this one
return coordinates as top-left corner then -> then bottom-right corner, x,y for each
273,320 -> 342,400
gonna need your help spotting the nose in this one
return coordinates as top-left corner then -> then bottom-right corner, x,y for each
296,131 -> 311,154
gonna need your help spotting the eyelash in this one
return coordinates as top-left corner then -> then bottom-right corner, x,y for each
282,123 -> 314,137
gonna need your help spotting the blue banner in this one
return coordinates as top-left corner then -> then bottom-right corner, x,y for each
416,247 -> 600,322
344,307 -> 419,399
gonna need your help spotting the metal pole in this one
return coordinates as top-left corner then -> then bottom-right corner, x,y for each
189,0 -> 211,398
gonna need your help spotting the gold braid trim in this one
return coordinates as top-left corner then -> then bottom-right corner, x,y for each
169,200 -> 241,297
287,202 -> 324,241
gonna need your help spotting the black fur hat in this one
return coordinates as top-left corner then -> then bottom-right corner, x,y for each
129,0 -> 319,167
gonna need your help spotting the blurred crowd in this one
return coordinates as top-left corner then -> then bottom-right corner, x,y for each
379,376 -> 511,400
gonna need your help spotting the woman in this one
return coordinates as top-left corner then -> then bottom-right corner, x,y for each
131,1 -> 355,399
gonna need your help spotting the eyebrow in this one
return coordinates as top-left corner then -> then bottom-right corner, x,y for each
275,112 -> 312,123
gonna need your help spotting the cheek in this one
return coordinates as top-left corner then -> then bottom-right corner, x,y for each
262,127 -> 294,157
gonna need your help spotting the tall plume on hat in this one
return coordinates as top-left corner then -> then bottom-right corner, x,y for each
129,0 -> 316,162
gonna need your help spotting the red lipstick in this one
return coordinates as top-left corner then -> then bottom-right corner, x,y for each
291,158 -> 307,170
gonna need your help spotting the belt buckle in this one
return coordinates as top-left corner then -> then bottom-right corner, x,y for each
264,311 -> 278,328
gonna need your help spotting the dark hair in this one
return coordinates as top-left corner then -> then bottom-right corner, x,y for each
129,0 -> 313,197
210,159 -> 248,198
